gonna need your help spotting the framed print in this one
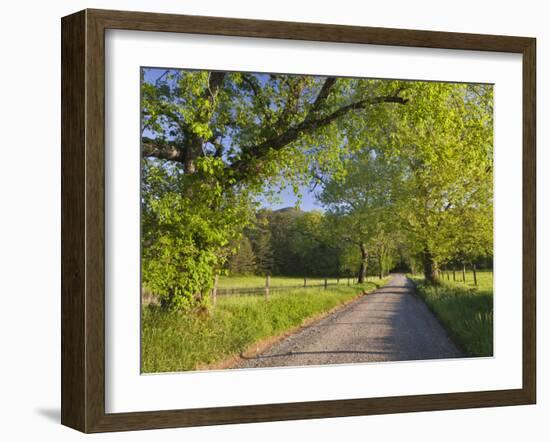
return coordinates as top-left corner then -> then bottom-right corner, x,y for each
61,9 -> 536,433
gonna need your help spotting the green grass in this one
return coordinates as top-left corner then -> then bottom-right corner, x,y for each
409,271 -> 493,357
217,275 -> 379,289
142,278 -> 389,373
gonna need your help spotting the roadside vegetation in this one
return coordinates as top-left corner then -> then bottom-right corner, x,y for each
142,280 -> 388,373
409,271 -> 493,356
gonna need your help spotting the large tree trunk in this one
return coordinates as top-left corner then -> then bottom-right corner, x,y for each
183,135 -> 203,174
423,248 -> 438,284
357,243 -> 368,283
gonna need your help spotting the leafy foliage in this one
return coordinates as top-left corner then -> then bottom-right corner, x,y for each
319,82 -> 493,282
141,158 -> 254,309
141,68 -> 493,308
227,236 -> 256,275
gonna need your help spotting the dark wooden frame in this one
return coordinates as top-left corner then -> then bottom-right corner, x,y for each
61,8 -> 536,433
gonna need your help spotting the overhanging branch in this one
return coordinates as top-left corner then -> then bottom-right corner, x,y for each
231,92 -> 408,177
142,138 -> 186,162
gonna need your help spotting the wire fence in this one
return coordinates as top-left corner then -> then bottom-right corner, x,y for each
437,264 -> 489,286
216,277 -> 359,297
142,275 -> 384,306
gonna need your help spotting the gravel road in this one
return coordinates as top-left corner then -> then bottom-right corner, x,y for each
237,274 -> 464,369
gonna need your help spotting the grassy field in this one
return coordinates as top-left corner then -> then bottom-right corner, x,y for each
217,275 -> 381,289
409,270 -> 493,357
142,278 -> 389,373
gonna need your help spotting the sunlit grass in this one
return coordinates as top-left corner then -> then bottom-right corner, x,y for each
141,279 -> 389,373
409,271 -> 493,357
217,275 -> 380,289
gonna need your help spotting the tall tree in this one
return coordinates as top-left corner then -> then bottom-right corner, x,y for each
248,211 -> 275,274
317,82 -> 493,283
289,210 -> 342,277
141,70 -> 409,308
386,82 -> 493,282
227,237 -> 257,275
320,148 -> 401,282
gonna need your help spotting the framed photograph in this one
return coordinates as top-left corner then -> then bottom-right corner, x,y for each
61,9 -> 536,433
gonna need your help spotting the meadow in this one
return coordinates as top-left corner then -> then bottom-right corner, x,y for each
409,271 -> 493,357
217,275 -> 383,289
141,279 -> 388,373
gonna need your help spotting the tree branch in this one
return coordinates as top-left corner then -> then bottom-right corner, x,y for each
232,92 -> 408,176
241,73 -> 261,96
142,78 -> 408,177
207,72 -> 226,100
142,137 -> 186,162
142,73 -> 226,169
305,77 -> 337,120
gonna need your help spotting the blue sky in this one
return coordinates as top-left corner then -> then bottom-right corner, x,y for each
142,67 -> 325,213
143,67 -> 168,83
257,184 -> 324,212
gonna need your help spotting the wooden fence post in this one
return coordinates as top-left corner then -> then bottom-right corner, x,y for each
212,274 -> 219,307
303,278 -> 307,287
337,278 -> 340,285
324,278 -> 328,290
347,278 -> 350,286
462,264 -> 466,283
473,264 -> 478,286
447,272 -> 450,280
265,275 -> 270,300
453,270 -> 456,281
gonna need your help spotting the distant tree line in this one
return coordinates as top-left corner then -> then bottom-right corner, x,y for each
227,207 -> 396,279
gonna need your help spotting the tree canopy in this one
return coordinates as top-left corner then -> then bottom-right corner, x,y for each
141,68 -> 493,309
